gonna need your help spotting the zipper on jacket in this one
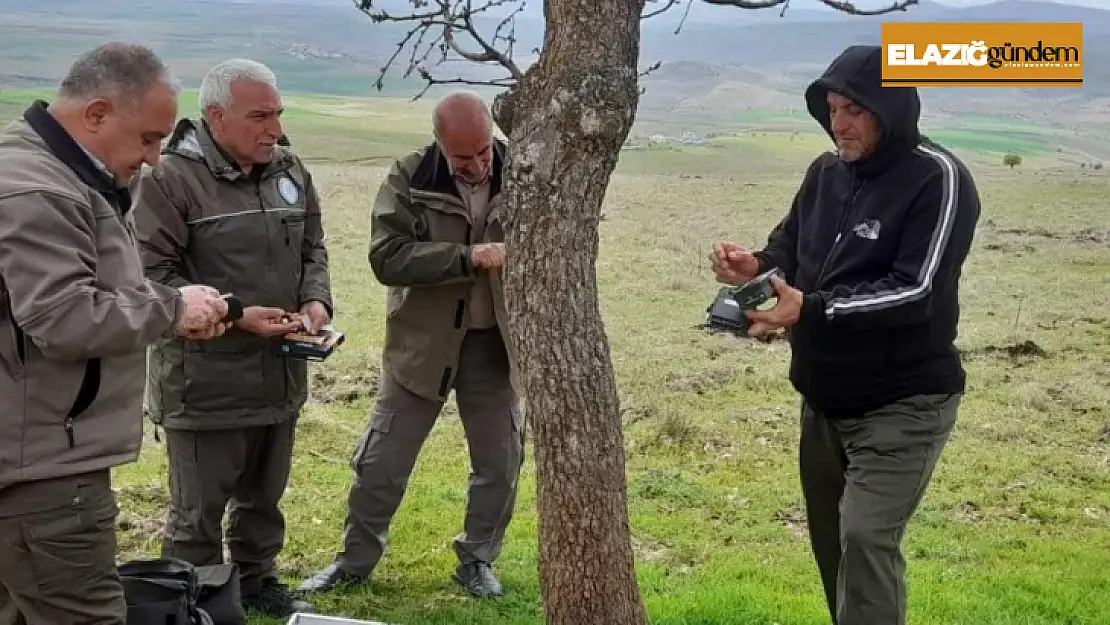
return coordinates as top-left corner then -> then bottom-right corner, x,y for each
815,172 -> 864,286
2,286 -> 25,365
453,300 -> 465,329
260,176 -> 270,398
438,367 -> 453,398
63,359 -> 102,449
257,183 -> 271,236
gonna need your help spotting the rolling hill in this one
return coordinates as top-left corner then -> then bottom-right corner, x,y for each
0,0 -> 1106,155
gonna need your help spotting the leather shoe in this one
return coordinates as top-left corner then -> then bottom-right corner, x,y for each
453,561 -> 503,597
297,563 -> 369,593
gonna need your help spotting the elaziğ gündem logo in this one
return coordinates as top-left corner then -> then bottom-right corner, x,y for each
881,22 -> 1084,87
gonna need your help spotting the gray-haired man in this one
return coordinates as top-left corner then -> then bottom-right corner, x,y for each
133,58 -> 330,618
0,43 -> 230,625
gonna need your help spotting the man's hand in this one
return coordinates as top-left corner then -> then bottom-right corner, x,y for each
710,242 -> 760,286
182,322 -> 231,341
300,301 -> 330,335
237,306 -> 304,337
744,276 -> 804,337
470,243 -> 506,270
176,285 -> 229,336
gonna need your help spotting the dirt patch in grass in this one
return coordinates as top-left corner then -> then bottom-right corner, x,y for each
981,219 -> 1109,246
773,505 -> 808,540
665,367 -> 739,394
310,362 -> 381,404
964,339 -> 1049,364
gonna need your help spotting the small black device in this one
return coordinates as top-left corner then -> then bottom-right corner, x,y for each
279,329 -> 346,361
221,294 -> 244,323
704,267 -> 784,336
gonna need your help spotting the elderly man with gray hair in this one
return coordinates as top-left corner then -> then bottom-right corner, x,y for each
0,43 -> 231,625
132,57 -> 331,618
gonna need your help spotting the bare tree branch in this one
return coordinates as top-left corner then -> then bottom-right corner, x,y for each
700,0 -> 919,16
642,0 -> 681,19
638,61 -> 663,78
410,71 -> 517,101
353,0 -> 523,101
354,0 -> 920,103
814,0 -> 918,16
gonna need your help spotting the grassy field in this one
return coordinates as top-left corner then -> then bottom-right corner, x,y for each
2,88 -> 1109,624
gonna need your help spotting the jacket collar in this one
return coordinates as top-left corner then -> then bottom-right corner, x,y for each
410,137 -> 505,200
163,117 -> 295,182
22,99 -> 132,213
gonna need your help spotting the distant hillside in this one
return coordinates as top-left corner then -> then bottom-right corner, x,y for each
0,0 -> 1106,138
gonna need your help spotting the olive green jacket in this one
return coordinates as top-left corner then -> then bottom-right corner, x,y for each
370,139 -> 519,402
134,119 -> 332,430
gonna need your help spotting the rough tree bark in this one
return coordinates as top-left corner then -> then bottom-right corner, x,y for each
350,1 -> 922,622
490,1 -> 649,622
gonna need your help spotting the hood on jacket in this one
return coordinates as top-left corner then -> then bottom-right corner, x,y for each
804,45 -> 922,172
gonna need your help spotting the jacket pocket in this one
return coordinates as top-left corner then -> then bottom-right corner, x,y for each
283,352 -> 308,407
0,283 -> 25,370
22,356 -> 89,460
24,479 -> 118,592
63,359 -> 102,449
280,212 -> 306,252
181,337 -> 268,412
0,318 -> 25,371
804,329 -> 889,392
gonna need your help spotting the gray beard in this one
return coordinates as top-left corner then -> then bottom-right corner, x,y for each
837,147 -> 862,162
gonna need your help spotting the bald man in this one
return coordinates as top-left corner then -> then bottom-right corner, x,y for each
298,91 -> 523,599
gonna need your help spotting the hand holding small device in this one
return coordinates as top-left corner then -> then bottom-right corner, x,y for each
237,306 -> 303,337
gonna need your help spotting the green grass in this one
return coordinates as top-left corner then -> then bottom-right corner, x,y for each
925,129 -> 1052,157
1,89 -> 1108,624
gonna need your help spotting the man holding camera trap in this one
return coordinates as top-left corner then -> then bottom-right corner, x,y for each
710,44 -> 981,625
132,58 -> 332,618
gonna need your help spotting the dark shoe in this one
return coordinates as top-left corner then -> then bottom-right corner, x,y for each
297,562 -> 370,593
242,578 -> 315,617
453,561 -> 503,598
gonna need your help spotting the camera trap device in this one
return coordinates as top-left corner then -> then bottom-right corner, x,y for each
279,328 -> 346,361
705,267 -> 785,336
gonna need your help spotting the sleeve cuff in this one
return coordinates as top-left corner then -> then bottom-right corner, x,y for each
161,290 -> 184,339
799,292 -> 827,328
753,251 -> 769,275
166,276 -> 192,289
301,298 -> 334,318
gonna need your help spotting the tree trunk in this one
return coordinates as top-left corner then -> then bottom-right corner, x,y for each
492,1 -> 648,623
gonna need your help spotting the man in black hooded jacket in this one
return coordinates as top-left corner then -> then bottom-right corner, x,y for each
710,45 -> 980,624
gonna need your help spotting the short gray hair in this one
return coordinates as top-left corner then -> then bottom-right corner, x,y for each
198,58 -> 278,113
58,42 -> 181,106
